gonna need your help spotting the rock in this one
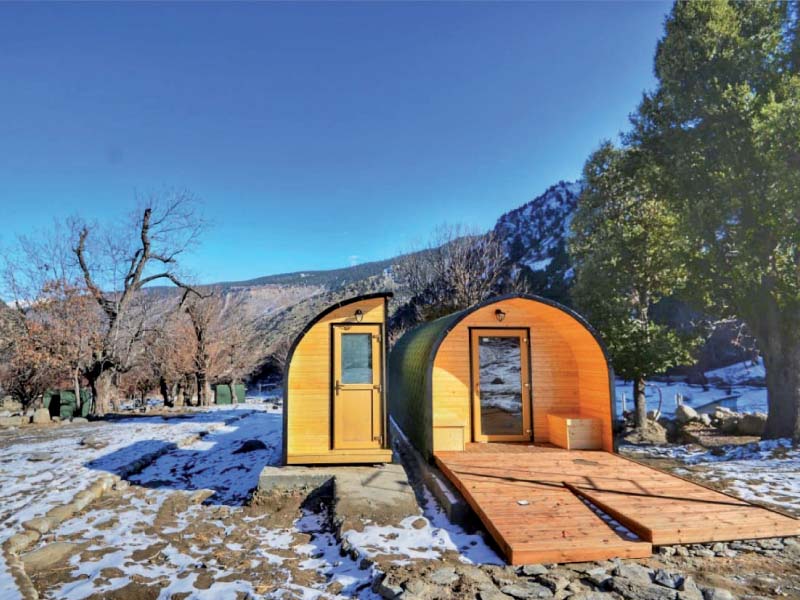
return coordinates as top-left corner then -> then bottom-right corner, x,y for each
610,577 -> 677,600
410,517 -> 427,529
613,563 -> 653,586
675,405 -> 699,424
675,546 -> 690,557
22,541 -> 81,572
519,564 -> 549,577
0,416 -> 24,427
718,415 -> 741,434
622,420 -> 668,445
27,452 -> 50,462
479,587 -> 514,600
702,588 -> 735,600
430,567 -> 459,586
755,538 -> 783,550
571,594 -> 609,600
653,569 -> 683,589
3,530 -> 40,554
376,576 -> 403,599
80,435 -> 108,450
710,542 -> 726,553
22,516 -> 58,535
699,413 -> 712,426
538,573 -> 569,593
233,439 -> 268,454
658,546 -> 676,557
71,417 -> 88,423
501,582 -> 554,599
737,413 -> 766,436
32,408 -> 51,424
678,576 -> 704,600
457,565 -> 495,586
404,579 -> 431,596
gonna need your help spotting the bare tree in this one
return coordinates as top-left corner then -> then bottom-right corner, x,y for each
183,290 -> 266,405
391,224 -> 509,338
73,192 -> 205,416
1,223 -> 104,410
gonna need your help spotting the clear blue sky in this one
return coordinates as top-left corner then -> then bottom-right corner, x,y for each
0,1 -> 670,284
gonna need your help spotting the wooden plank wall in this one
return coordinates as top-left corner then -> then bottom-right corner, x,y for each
431,297 -> 613,453
286,297 -> 385,458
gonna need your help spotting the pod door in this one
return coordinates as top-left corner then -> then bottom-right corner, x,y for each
332,324 -> 383,449
470,328 -> 532,443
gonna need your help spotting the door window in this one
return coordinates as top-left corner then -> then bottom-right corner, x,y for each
477,336 -> 523,436
340,333 -> 373,384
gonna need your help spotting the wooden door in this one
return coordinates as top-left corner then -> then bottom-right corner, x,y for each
332,324 -> 383,449
470,328 -> 532,443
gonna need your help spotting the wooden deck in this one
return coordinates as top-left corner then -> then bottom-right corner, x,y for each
434,444 -> 800,564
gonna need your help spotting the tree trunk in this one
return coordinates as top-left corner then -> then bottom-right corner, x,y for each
73,368 -> 82,414
90,369 -> 115,417
762,345 -> 800,444
172,382 -> 184,408
633,376 -> 647,429
160,376 -> 173,407
196,372 -> 212,406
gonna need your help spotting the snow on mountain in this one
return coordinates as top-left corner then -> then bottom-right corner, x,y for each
493,180 -> 582,301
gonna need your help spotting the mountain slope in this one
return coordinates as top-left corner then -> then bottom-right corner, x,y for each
494,180 -> 582,303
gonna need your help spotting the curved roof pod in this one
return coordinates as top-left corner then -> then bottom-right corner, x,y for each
388,294 -> 615,460
282,292 -> 393,465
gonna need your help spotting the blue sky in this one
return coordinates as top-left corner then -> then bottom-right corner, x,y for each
0,1 -> 670,284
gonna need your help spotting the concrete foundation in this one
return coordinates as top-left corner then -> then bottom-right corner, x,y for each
389,418 -> 471,524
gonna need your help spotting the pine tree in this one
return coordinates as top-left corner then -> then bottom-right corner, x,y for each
634,1 -> 800,442
570,143 -> 697,429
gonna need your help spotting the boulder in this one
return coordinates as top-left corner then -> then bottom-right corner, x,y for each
699,414 -> 712,427
22,542 -> 82,572
621,419 -> 668,445
80,435 -> 108,450
0,416 -> 25,427
702,588 -> 735,600
500,582 -> 554,599
233,439 -> 268,454
32,408 -> 51,424
675,404 -> 699,424
610,577 -> 677,600
737,413 -> 766,436
613,563 -> 653,586
718,415 -> 741,434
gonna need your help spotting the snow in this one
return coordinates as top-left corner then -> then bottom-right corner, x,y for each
615,359 -> 767,419
343,486 -> 502,567
624,439 -> 800,514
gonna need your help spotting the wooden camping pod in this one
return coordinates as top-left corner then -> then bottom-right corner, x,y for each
282,293 -> 393,465
388,294 -> 616,458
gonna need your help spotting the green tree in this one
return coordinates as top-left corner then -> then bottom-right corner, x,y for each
570,143 -> 696,429
634,1 -> 800,441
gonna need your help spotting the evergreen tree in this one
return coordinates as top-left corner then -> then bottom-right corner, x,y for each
570,143 -> 696,429
634,1 -> 800,441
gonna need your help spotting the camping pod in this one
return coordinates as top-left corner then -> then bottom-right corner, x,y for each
282,293 -> 393,465
388,294 -> 616,460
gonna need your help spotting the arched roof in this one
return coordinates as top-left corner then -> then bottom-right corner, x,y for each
388,294 -> 614,457
281,291 -> 393,463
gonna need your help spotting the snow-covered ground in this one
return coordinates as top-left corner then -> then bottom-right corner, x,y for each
623,438 -> 800,515
0,402 -> 500,599
615,359 -> 767,419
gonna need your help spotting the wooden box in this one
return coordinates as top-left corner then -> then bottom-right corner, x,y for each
547,414 -> 602,450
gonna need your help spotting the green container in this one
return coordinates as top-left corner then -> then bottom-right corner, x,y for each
214,384 -> 233,405
214,383 -> 246,405
44,389 -> 93,419
233,383 -> 246,403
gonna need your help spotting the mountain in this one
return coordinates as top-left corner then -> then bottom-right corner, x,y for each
494,180 -> 582,304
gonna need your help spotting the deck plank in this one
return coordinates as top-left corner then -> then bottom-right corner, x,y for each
434,444 -> 800,564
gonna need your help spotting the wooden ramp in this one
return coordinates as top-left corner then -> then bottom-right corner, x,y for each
435,444 -> 800,564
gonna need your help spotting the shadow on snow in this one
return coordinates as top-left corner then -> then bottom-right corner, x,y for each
86,409 -> 282,506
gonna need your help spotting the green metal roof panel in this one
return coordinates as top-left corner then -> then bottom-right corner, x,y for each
388,311 -> 465,459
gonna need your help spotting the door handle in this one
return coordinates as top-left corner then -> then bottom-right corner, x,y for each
334,380 -> 341,395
